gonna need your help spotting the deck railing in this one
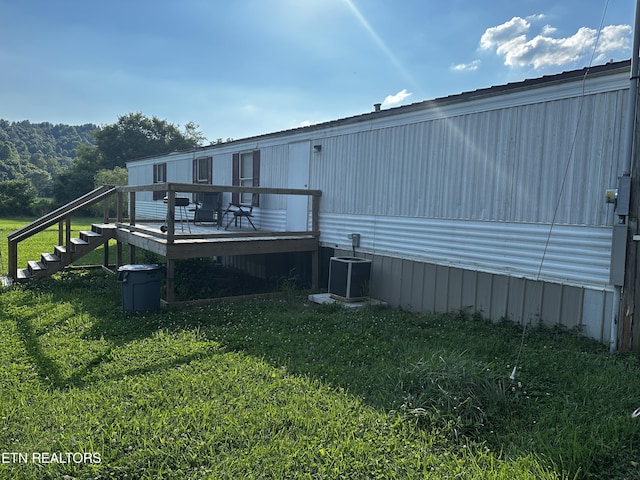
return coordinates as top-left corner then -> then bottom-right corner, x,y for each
6,183 -> 322,281
116,183 -> 322,243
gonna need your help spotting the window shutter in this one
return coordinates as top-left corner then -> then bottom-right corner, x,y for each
192,158 -> 198,202
153,165 -> 158,200
153,163 -> 166,201
207,157 -> 213,183
232,153 -> 240,204
160,163 -> 166,200
252,150 -> 260,206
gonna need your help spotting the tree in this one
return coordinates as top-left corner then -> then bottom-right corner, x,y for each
93,113 -> 206,170
93,166 -> 128,217
0,120 -> 97,197
0,179 -> 37,216
53,144 -> 101,205
94,166 -> 128,187
53,113 -> 205,206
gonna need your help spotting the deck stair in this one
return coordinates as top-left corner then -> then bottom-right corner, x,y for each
15,224 -> 117,282
7,185 -> 119,283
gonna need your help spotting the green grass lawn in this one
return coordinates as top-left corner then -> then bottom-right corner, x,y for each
2,216 -> 640,478
1,267 -> 640,479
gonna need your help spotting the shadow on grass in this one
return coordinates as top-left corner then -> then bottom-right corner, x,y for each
5,269 -> 639,479
10,306 -> 67,389
3,270 -> 216,390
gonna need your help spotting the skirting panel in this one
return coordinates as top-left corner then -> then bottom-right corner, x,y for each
334,249 -> 613,344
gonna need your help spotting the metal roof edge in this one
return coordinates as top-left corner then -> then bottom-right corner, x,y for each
127,59 -> 631,164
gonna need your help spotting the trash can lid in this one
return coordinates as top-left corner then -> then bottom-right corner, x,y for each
117,264 -> 162,272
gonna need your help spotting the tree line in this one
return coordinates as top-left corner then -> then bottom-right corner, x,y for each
0,113 -> 207,216
0,120 -> 97,197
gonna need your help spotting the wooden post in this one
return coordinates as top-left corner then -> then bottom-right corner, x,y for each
103,239 -> 109,268
166,258 -> 175,304
8,240 -> 17,280
117,191 -> 124,223
311,193 -> 320,234
102,189 -> 110,268
166,190 -> 175,244
58,220 -> 63,246
128,191 -> 136,264
103,195 -> 109,223
129,192 -> 136,226
65,215 -> 72,264
623,169 -> 639,350
619,1 -> 640,350
114,191 -> 123,269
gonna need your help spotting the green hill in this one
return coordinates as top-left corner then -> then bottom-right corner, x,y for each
0,119 -> 97,196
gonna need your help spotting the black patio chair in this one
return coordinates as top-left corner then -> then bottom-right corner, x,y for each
191,192 -> 222,226
221,193 -> 259,231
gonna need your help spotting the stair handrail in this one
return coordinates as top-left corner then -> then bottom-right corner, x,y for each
7,185 -> 118,280
8,185 -> 117,243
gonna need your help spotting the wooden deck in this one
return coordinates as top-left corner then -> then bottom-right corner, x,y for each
113,183 -> 322,304
114,221 -> 320,304
115,222 -> 319,259
7,183 -> 322,306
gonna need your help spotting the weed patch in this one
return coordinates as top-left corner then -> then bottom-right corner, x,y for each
395,350 -> 510,441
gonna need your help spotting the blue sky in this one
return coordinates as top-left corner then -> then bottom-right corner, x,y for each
0,0 -> 635,142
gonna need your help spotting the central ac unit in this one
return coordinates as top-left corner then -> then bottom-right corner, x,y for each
328,256 -> 371,302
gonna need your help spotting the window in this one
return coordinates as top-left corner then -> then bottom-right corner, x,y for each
194,157 -> 211,183
152,163 -> 166,200
240,152 -> 254,203
192,156 -> 212,203
232,150 -> 260,205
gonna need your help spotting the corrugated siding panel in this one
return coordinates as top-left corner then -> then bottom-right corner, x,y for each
321,215 -> 611,287
310,90 -> 626,226
259,144 -> 288,210
134,201 -> 169,220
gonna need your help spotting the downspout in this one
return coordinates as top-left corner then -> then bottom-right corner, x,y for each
610,0 -> 640,353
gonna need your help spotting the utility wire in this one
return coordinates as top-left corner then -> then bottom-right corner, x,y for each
511,0 -> 610,381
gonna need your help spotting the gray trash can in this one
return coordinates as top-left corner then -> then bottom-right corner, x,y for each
116,264 -> 163,312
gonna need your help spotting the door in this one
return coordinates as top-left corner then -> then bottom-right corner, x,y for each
287,141 -> 311,231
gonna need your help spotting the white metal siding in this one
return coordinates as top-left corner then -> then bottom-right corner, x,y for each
321,214 -> 612,287
309,90 -> 626,226
125,66 -> 627,296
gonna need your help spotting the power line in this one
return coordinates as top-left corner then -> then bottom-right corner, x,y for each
511,0 -> 611,381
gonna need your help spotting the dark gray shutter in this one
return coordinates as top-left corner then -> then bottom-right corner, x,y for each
232,153 -> 240,204
252,150 -> 260,206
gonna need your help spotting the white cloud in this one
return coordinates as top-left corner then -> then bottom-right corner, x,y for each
480,17 -> 530,51
382,89 -> 412,107
526,14 -> 546,23
452,60 -> 481,72
596,25 -> 633,61
480,16 -> 632,69
296,119 -> 323,128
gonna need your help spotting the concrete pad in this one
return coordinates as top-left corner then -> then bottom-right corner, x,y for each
308,293 -> 387,309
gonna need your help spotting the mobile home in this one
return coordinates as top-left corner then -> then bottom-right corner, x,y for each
127,60 -> 635,345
